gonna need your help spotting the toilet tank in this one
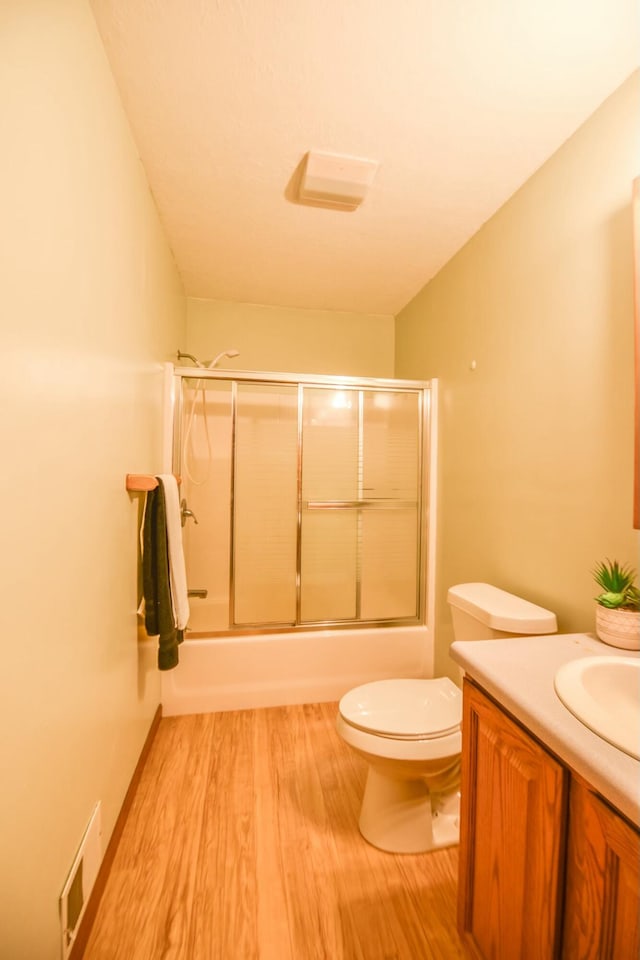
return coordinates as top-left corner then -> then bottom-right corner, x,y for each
447,583 -> 557,641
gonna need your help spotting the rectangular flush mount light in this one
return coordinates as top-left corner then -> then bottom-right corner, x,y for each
298,151 -> 378,209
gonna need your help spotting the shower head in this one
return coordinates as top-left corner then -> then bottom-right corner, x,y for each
206,348 -> 240,369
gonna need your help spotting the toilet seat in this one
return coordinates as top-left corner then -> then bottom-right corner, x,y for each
339,677 -> 462,740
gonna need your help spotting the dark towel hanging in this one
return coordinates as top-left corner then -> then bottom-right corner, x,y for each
142,484 -> 184,670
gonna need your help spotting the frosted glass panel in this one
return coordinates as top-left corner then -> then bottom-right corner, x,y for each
360,391 -> 420,620
233,384 -> 298,624
302,388 -> 359,500
362,391 -> 419,499
181,379 -> 233,632
360,508 -> 418,620
300,512 -> 358,622
300,387 -> 360,621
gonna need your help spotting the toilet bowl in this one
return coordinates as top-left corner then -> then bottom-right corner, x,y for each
337,583 -> 557,854
337,677 -> 462,853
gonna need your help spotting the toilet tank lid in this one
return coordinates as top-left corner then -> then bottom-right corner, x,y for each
446,582 -> 557,634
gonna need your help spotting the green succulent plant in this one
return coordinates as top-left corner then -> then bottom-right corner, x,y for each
593,559 -> 640,611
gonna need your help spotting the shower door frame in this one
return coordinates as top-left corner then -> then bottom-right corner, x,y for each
168,365 -> 438,635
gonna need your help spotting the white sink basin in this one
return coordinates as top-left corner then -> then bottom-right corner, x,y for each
554,656 -> 640,760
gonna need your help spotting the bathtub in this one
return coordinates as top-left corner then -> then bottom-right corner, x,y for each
159,625 -> 433,716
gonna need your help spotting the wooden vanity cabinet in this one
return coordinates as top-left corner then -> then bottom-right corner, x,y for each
458,679 -> 640,960
458,679 -> 567,960
563,777 -> 640,960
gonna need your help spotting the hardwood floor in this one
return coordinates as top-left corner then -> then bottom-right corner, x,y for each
84,702 -> 466,960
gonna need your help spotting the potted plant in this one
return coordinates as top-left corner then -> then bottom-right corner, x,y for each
593,559 -> 640,650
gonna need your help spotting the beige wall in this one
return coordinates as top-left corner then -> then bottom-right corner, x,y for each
396,72 -> 640,679
0,3 -> 185,957
186,298 -> 395,377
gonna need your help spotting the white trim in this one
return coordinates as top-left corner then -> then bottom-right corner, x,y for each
161,362 -> 175,473
423,378 -> 438,677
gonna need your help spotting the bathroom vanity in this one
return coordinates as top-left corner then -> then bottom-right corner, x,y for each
450,633 -> 640,960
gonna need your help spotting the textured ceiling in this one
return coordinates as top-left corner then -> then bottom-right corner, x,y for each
90,1 -> 639,315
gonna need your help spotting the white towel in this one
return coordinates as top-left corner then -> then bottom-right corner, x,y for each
157,475 -> 190,631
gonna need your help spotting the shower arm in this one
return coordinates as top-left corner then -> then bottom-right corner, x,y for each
176,350 -> 201,366
176,349 -> 240,369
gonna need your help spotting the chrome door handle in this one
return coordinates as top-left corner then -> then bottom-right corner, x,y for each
180,498 -> 199,527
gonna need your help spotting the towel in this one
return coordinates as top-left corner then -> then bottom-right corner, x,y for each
142,484 -> 184,671
156,475 -> 190,631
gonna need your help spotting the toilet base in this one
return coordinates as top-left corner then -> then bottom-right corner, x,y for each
358,767 -> 460,854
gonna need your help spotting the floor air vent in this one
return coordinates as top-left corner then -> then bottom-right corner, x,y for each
59,802 -> 102,959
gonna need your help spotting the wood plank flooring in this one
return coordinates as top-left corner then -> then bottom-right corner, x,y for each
84,703 -> 467,960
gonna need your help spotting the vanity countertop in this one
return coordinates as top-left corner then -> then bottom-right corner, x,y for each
450,632 -> 640,827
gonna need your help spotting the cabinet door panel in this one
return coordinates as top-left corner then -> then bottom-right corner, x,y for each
563,779 -> 640,960
458,681 -> 567,960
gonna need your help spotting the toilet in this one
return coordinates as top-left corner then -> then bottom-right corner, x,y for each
336,583 -> 557,854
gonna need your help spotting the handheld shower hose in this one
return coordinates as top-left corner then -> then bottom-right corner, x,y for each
180,349 -> 240,485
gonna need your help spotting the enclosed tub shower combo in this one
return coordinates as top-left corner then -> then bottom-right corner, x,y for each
158,361 -> 438,715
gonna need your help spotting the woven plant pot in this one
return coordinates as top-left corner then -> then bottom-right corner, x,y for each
595,605 -> 640,650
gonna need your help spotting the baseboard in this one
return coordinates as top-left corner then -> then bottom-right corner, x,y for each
69,704 -> 163,959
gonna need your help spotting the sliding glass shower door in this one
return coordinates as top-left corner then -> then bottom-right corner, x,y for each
300,388 -> 420,623
176,371 -> 429,634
